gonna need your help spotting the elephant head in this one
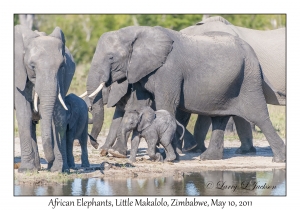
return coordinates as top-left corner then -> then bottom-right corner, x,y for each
87,26 -> 173,89
14,25 -> 71,162
118,107 -> 156,148
137,106 -> 156,132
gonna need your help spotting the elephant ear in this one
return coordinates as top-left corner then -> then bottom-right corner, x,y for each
14,25 -> 39,92
107,80 -> 129,108
49,27 -> 66,55
137,106 -> 156,132
127,26 -> 173,84
65,95 -> 78,130
49,27 -> 66,44
61,47 -> 76,96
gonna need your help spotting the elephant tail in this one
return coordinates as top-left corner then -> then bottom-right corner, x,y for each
88,117 -> 93,124
175,120 -> 185,141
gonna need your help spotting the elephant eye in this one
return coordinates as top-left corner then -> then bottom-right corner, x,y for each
107,54 -> 114,62
29,63 -> 35,71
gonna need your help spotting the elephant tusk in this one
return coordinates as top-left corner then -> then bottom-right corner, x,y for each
89,82 -> 105,98
34,92 -> 39,112
79,91 -> 87,98
58,93 -> 68,110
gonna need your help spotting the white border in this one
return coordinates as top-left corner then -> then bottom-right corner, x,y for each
4,0 -> 299,209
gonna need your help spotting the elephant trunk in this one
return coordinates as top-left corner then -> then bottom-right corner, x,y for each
39,94 -> 57,164
89,98 -> 104,144
118,121 -> 132,148
86,55 -> 109,144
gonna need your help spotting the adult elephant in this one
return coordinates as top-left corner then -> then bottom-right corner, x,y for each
14,25 -> 75,172
180,16 -> 286,153
86,25 -> 285,162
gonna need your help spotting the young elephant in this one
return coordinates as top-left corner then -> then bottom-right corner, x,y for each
65,93 -> 90,168
116,107 -> 185,162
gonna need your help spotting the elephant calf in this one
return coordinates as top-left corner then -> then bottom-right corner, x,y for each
112,106 -> 185,162
65,93 -> 90,168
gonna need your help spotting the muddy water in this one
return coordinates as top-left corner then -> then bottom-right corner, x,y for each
14,169 -> 285,196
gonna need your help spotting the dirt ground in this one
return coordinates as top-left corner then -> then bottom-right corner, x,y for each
14,135 -> 286,185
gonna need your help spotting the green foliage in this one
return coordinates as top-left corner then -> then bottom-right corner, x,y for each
14,14 -> 19,25
16,14 -> 285,67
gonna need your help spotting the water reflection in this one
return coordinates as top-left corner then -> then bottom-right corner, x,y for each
14,169 -> 285,196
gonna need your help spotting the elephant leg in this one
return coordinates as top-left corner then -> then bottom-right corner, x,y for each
80,134 -> 90,168
108,130 -> 130,158
100,107 -> 124,156
79,124 -> 90,168
200,116 -> 230,160
163,143 -> 176,162
51,105 -> 69,172
159,132 -> 176,162
66,128 -> 75,169
233,116 -> 256,154
175,109 -> 197,153
15,94 -> 40,172
193,115 -> 211,152
147,139 -> 163,162
247,115 -> 285,162
129,130 -> 140,162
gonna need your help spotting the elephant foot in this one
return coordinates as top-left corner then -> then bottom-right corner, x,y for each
100,148 -> 108,157
67,161 -> 75,169
50,161 -> 69,173
17,162 -> 39,173
272,150 -> 286,163
165,154 -> 176,162
200,149 -> 223,160
152,153 -> 163,162
108,149 -> 127,158
191,145 -> 207,153
129,157 -> 137,163
81,163 -> 90,168
99,144 -> 111,156
235,146 -> 256,154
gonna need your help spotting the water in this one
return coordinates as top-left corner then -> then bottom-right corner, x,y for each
14,169 -> 285,196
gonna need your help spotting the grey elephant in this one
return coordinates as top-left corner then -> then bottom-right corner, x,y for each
86,25 -> 285,162
84,18 -> 284,159
65,93 -> 90,168
117,107 -> 185,162
180,16 -> 286,153
14,25 -> 75,172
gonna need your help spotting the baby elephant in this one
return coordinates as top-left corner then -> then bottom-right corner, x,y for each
65,93 -> 90,168
119,106 -> 185,162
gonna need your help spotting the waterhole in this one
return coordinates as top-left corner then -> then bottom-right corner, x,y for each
14,169 -> 285,196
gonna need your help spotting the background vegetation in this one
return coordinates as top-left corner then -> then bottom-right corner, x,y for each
14,14 -> 286,140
